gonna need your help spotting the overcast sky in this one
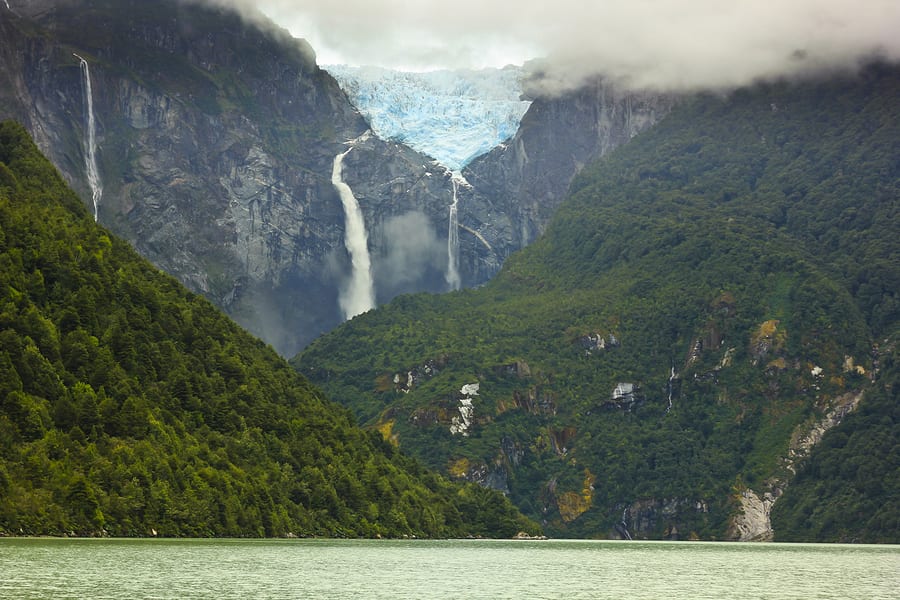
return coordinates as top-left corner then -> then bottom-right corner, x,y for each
246,0 -> 899,91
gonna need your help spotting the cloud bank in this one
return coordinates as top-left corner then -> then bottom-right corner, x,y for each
248,0 -> 899,93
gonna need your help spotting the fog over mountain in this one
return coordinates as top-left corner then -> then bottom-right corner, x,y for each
246,0 -> 900,93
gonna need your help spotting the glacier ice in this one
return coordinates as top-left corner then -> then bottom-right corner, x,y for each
326,65 -> 531,171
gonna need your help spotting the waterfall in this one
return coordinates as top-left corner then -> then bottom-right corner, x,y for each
74,54 -> 102,221
332,135 -> 375,320
620,509 -> 633,541
666,364 -> 677,413
445,172 -> 469,291
446,177 -> 461,290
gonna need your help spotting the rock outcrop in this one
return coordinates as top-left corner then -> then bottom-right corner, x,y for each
615,498 -> 710,540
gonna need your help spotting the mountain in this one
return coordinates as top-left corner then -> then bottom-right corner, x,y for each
0,120 -> 537,538
0,0 -> 464,355
326,65 -> 531,171
0,1 -> 677,352
295,64 -> 900,541
454,75 -> 675,285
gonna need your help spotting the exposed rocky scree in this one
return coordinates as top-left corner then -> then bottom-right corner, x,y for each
0,0 -> 674,354
728,390 -> 865,541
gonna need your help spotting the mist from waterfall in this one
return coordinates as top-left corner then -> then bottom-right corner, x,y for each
74,54 -> 102,221
332,134 -> 376,320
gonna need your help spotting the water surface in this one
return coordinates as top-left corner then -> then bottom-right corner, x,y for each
1,538 -> 897,599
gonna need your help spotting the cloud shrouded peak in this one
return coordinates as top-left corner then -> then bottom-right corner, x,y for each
216,0 -> 900,93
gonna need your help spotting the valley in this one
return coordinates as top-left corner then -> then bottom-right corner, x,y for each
0,0 -> 897,542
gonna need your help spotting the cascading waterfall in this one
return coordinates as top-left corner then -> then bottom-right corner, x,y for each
620,509 -> 633,541
666,365 -> 677,413
445,172 -> 469,291
332,133 -> 375,320
74,53 -> 102,221
446,177 -> 461,290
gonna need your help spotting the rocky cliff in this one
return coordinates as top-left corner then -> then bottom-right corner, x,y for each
0,0 -> 464,354
0,0 -> 676,353
456,77 -> 676,285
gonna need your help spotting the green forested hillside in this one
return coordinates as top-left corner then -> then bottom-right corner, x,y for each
296,64 -> 899,540
771,343 -> 899,542
0,121 -> 536,538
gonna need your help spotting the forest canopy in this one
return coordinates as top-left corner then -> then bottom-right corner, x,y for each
296,65 -> 899,541
0,121 -> 537,539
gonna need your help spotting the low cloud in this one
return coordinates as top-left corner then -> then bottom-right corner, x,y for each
243,0 -> 900,94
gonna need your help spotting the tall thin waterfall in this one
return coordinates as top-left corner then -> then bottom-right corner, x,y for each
666,365 -> 677,413
620,509 -> 633,540
445,172 -> 469,291
332,134 -> 375,320
446,177 -> 461,290
74,54 -> 102,221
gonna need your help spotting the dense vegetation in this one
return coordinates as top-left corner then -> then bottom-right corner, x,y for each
771,345 -> 899,542
0,121 -> 537,538
296,64 -> 899,540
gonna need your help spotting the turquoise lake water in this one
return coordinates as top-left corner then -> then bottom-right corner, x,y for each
1,538 -> 897,599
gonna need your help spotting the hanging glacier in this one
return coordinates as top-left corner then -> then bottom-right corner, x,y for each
326,65 -> 531,171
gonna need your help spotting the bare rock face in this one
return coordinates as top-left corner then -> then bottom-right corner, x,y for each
458,79 -> 676,285
730,489 -> 777,541
0,0 -> 455,355
616,498 -> 710,540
